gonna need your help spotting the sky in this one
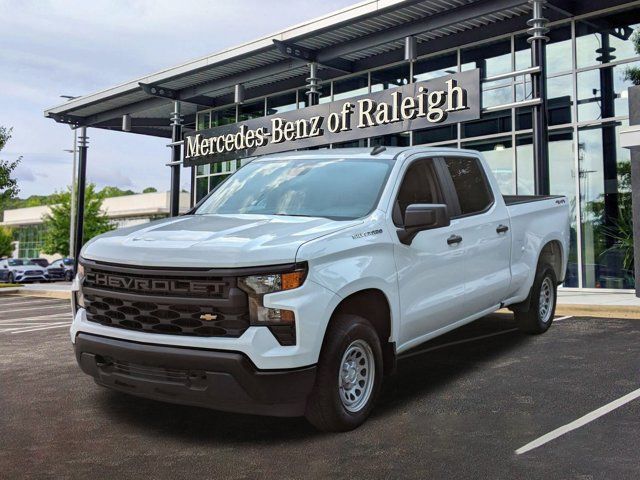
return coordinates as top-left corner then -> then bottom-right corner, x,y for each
0,0 -> 356,198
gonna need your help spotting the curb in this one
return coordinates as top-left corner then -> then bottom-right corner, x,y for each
555,304 -> 640,320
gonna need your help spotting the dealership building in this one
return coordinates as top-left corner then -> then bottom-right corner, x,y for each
44,0 -> 640,291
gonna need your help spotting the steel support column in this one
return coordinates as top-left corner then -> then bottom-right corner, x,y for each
73,127 -> 88,270
306,62 -> 320,106
528,0 -> 550,195
170,101 -> 182,217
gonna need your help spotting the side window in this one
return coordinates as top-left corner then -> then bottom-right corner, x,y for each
394,159 -> 439,225
444,156 -> 493,216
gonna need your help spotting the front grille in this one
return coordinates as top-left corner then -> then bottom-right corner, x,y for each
25,270 -> 42,276
82,262 -> 249,338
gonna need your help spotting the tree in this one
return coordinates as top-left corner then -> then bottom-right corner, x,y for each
626,29 -> 640,85
100,186 -> 135,198
0,126 -> 22,217
0,227 -> 13,258
41,184 -> 114,256
142,187 -> 157,193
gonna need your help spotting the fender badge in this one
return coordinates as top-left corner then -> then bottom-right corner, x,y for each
352,229 -> 383,240
200,313 -> 218,321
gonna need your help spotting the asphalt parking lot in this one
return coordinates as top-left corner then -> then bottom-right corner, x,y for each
1,294 -> 639,479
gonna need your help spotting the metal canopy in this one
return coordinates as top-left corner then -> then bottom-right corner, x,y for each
43,0 -> 628,138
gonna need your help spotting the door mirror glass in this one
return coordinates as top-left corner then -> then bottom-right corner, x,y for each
398,203 -> 450,245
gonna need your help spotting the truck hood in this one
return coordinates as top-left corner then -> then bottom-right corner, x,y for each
81,214 -> 361,268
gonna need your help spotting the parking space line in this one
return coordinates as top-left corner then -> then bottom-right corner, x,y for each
1,321 -> 70,333
8,323 -> 71,334
0,299 -> 67,307
554,315 -> 573,322
515,387 -> 640,455
0,314 -> 70,324
0,304 -> 70,314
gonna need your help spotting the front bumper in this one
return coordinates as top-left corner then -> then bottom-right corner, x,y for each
74,333 -> 317,417
16,274 -> 48,282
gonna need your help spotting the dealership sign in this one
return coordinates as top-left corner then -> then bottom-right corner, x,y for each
183,69 -> 480,166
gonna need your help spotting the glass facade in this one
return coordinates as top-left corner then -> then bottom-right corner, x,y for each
193,6 -> 640,290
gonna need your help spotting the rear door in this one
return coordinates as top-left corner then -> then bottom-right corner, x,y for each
391,156 -> 469,349
440,155 -> 512,314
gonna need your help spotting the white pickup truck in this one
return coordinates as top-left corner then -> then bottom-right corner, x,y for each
71,147 -> 570,431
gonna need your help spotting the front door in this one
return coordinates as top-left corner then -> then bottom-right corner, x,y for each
391,157 -> 468,350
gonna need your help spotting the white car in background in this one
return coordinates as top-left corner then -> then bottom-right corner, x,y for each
0,258 -> 49,283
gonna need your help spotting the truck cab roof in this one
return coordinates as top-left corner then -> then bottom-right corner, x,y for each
251,146 -> 482,163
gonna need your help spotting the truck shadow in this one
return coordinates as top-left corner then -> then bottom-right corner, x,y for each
100,313 -> 532,443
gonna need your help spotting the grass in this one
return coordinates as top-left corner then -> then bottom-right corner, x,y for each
0,283 -> 21,288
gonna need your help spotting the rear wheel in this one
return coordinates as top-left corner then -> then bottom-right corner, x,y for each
305,314 -> 383,432
515,263 -> 557,334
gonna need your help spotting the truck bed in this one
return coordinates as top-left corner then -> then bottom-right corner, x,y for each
503,195 -> 565,206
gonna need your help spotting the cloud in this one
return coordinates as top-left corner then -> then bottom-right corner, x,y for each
0,0 -> 355,198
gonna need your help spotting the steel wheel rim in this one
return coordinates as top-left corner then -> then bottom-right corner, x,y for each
338,339 -> 375,413
539,277 -> 554,324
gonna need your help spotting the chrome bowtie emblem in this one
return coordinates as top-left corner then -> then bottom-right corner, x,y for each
200,313 -> 217,321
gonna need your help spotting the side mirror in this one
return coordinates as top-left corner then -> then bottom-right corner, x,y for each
397,204 -> 450,245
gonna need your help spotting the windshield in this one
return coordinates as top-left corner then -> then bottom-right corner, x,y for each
195,158 -> 393,220
8,259 -> 25,266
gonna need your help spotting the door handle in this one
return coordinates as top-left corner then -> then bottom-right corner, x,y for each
447,234 -> 463,245
496,224 -> 509,234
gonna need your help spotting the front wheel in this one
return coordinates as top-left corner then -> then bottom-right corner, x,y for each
305,314 -> 383,432
7,272 -> 14,284
515,263 -> 557,334
65,271 -> 73,282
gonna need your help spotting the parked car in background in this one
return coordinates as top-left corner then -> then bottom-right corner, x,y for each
0,258 -> 49,283
48,258 -> 75,281
30,258 -> 50,268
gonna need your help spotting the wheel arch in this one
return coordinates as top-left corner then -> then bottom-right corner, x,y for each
327,288 -> 396,375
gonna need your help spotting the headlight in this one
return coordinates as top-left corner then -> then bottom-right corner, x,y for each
15,270 -> 23,274
237,265 -> 307,346
73,263 -> 86,309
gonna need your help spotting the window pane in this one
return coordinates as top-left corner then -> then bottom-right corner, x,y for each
548,74 -> 573,125
515,135 -> 535,195
195,177 -> 208,203
238,99 -> 264,121
413,52 -> 457,81
267,91 -> 297,115
514,35 -> 532,71
197,111 -> 210,130
483,83 -> 513,108
462,137 -> 514,195
546,25 -> 573,75
210,108 -> 236,127
578,122 -> 634,289
370,64 -> 410,92
462,110 -> 511,138
413,124 -> 457,145
333,75 -> 368,101
578,61 -> 640,121
576,11 -> 640,69
461,39 -> 511,82
371,132 -> 410,147
444,157 -> 492,215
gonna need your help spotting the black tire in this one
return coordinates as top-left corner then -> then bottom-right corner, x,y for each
7,272 -> 14,284
515,263 -> 557,334
65,271 -> 73,282
305,314 -> 383,432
